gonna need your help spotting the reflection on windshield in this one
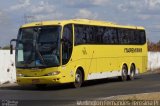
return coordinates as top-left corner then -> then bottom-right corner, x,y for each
16,26 -> 61,68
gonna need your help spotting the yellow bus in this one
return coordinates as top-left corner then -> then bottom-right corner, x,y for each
10,19 -> 148,88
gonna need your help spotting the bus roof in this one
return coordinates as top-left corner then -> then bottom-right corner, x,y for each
21,19 -> 145,30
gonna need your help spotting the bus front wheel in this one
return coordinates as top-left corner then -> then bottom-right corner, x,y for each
73,69 -> 83,88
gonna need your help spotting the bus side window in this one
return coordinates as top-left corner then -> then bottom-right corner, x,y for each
75,25 -> 86,45
123,29 -> 129,44
118,29 -> 130,44
128,30 -> 135,44
110,28 -> 118,44
94,26 -> 104,44
103,28 -> 110,44
140,30 -> 146,44
88,26 -> 96,44
118,29 -> 124,44
62,24 -> 73,65
134,30 -> 141,44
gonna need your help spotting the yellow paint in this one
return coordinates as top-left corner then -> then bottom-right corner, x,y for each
16,19 -> 148,85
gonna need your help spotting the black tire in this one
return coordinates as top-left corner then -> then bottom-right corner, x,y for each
119,65 -> 128,81
128,64 -> 135,80
73,69 -> 83,88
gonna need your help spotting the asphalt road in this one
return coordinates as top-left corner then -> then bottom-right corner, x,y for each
0,72 -> 160,106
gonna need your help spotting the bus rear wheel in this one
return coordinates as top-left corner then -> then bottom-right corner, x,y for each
73,69 -> 83,88
128,64 -> 135,80
119,65 -> 128,81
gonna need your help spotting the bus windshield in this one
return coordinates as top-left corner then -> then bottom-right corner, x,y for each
16,26 -> 61,69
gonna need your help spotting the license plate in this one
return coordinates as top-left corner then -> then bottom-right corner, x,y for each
32,79 -> 40,84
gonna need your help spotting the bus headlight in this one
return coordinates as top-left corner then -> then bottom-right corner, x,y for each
46,71 -> 60,76
17,74 -> 25,77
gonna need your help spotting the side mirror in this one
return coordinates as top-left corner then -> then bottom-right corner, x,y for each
10,44 -> 13,54
10,39 -> 17,54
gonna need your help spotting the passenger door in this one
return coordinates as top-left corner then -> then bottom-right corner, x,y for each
62,24 -> 73,65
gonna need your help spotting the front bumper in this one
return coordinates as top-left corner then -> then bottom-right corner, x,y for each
17,76 -> 62,85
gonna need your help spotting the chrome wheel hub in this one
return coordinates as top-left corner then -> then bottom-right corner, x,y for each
76,74 -> 80,83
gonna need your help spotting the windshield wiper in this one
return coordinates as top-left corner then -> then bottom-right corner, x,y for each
33,28 -> 47,67
36,48 -> 46,66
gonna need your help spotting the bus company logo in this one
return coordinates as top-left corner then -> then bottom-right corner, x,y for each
82,47 -> 87,55
124,48 -> 142,53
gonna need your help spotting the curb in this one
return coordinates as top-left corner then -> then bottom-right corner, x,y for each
0,82 -> 17,88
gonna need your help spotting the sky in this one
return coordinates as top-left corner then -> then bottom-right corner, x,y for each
0,0 -> 160,47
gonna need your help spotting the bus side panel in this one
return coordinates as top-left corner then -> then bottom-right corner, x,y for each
71,45 -> 95,81
69,43 -> 147,81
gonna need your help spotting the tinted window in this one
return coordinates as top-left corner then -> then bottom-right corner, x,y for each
75,25 -> 117,44
140,30 -> 146,44
118,29 -> 146,44
96,27 -> 105,43
74,24 -> 146,45
128,30 -> 135,44
75,25 -> 86,45
118,29 -> 130,44
134,30 -> 146,44
62,24 -> 73,65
